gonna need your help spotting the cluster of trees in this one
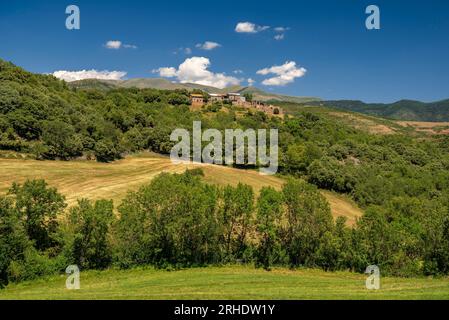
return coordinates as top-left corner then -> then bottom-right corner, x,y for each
0,60 -> 194,161
2,171 -> 449,288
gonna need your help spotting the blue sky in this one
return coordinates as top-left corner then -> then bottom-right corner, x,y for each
0,0 -> 448,102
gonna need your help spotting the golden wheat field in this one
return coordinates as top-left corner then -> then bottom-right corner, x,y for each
0,152 -> 362,225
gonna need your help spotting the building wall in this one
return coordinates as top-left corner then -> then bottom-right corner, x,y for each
191,97 -> 204,107
190,93 -> 284,116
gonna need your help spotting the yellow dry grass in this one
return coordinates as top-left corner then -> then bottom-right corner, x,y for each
396,121 -> 449,135
320,190 -> 363,226
0,152 -> 362,224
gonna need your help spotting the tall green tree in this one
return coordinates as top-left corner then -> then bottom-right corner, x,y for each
10,180 -> 66,251
221,183 -> 254,261
281,178 -> 333,267
0,197 -> 30,287
67,199 -> 115,269
255,187 -> 283,270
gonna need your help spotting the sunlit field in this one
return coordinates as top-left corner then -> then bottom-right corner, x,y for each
1,266 -> 448,300
0,152 -> 362,225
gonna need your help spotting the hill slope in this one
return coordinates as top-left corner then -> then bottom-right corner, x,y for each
307,99 -> 449,122
68,78 -> 319,103
0,152 -> 363,225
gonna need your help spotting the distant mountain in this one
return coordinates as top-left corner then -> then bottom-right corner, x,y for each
68,78 -> 320,104
305,99 -> 449,122
236,87 -> 319,104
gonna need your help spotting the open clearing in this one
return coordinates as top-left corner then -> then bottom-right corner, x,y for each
0,152 -> 362,224
397,121 -> 449,135
1,266 -> 448,300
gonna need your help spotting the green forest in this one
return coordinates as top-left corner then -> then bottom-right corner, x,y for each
1,59 -> 449,288
303,99 -> 449,122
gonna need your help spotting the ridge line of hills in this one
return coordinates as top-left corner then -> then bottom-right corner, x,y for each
68,78 -> 320,104
69,78 -> 449,122
301,99 -> 449,122
1,57 -> 448,122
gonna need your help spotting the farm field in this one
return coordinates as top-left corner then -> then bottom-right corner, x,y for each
1,266 -> 448,300
0,152 -> 362,224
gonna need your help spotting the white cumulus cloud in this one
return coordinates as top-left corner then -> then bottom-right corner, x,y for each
235,22 -> 269,33
257,61 -> 306,86
152,67 -> 178,78
247,78 -> 256,86
154,56 -> 241,89
196,41 -> 222,50
105,40 -> 122,49
105,40 -> 138,50
52,70 -> 127,82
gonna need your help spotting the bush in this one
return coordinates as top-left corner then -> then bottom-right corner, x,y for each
6,248 -> 66,283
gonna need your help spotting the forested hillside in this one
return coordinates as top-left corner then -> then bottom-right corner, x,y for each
1,59 -> 449,287
305,99 -> 449,122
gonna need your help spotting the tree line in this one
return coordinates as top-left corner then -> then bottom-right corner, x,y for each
2,170 -> 449,288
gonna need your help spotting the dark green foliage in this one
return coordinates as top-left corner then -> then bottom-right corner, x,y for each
114,171 -> 222,268
0,197 -> 30,287
66,199 -> 115,269
281,179 -> 333,267
41,120 -> 83,159
221,183 -> 254,261
9,180 -> 66,251
0,180 -> 67,286
94,139 -> 120,162
255,187 -> 283,270
305,99 -> 449,122
6,248 -> 66,284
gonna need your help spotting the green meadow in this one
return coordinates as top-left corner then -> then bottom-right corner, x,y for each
1,266 -> 449,300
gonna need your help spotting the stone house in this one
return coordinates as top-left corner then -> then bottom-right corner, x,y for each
190,94 -> 205,107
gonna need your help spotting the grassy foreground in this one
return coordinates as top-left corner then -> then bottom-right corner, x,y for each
1,266 -> 449,300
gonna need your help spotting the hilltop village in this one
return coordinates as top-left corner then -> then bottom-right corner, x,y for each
190,92 -> 284,116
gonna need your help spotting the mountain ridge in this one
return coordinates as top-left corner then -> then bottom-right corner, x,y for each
303,99 -> 449,122
68,78 -> 320,104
